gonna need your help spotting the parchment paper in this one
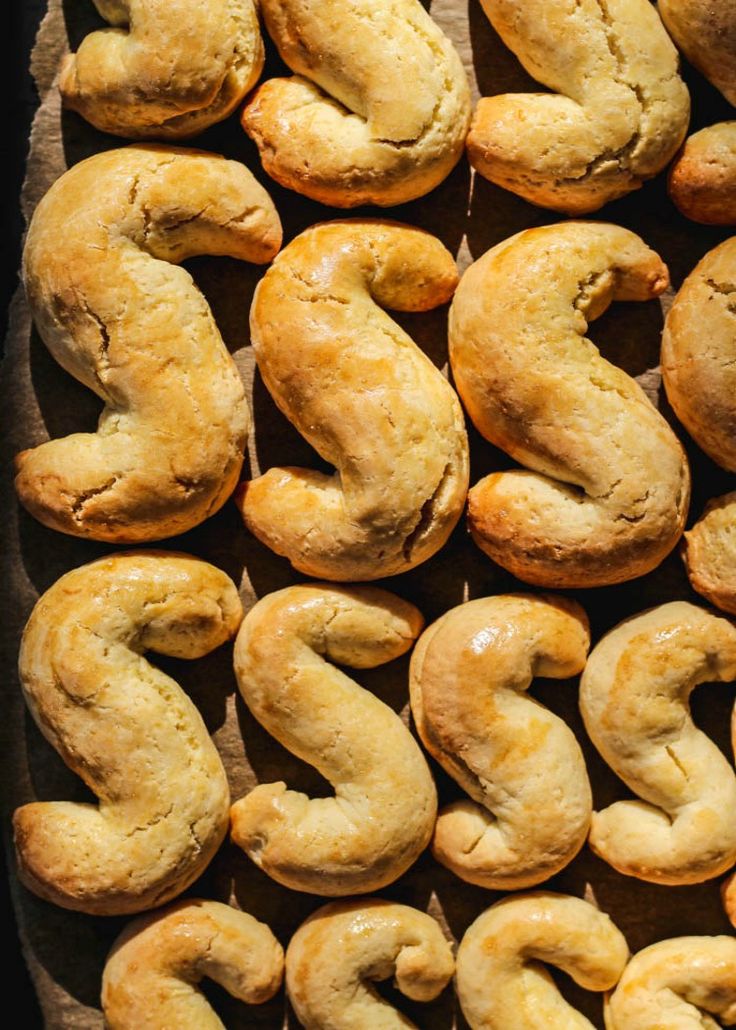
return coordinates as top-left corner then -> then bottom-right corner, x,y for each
3,1 -> 736,1026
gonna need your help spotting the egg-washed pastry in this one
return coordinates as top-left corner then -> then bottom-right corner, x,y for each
60,0 -> 264,138
467,0 -> 689,213
580,602 -> 736,884
409,594 -> 592,889
241,0 -> 471,206
239,220 -> 469,581
102,900 -> 283,1029
16,145 -> 281,543
13,552 -> 242,915
449,221 -> 690,587
456,893 -> 628,1030
230,584 -> 437,895
285,899 -> 454,1029
605,936 -> 736,1029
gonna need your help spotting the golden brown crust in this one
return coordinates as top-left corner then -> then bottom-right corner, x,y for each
13,552 -> 242,915
230,584 -> 437,895
285,899 -> 454,1029
448,221 -> 690,588
241,0 -> 470,206
239,220 -> 469,581
466,0 -> 689,214
456,893 -> 629,1030
59,0 -> 264,138
682,493 -> 736,615
102,900 -> 284,1029
16,145 -> 281,543
659,0 -> 736,106
409,594 -> 592,889
668,124 -> 736,225
605,936 -> 736,1029
662,237 -> 736,469
580,602 -> 736,884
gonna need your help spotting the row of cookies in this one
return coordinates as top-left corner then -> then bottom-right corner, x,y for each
99,893 -> 736,1029
15,148 -> 736,608
13,554 -> 736,918
59,0 -> 736,221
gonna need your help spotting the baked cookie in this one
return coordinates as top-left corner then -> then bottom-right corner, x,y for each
239,220 -> 469,581
285,899 -> 454,1029
467,0 -> 689,213
449,222 -> 689,588
60,0 -> 264,137
102,900 -> 283,1029
16,145 -> 281,542
13,552 -> 242,915
241,0 -> 470,206
606,936 -> 736,1029
580,602 -> 736,884
409,594 -> 592,889
456,893 -> 628,1030
669,124 -> 736,224
230,584 -> 437,895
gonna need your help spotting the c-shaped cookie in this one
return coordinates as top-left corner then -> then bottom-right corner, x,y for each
102,900 -> 284,1029
285,899 -> 454,1029
60,0 -> 264,138
230,584 -> 437,894
241,0 -> 470,206
456,893 -> 629,1030
605,936 -> 736,1029
449,222 -> 690,588
466,0 -> 689,214
16,145 -> 281,542
239,221 -> 469,581
409,594 -> 592,889
580,601 -> 736,884
13,552 -> 241,915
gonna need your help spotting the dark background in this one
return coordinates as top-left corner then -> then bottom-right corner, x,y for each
5,0 -> 45,1024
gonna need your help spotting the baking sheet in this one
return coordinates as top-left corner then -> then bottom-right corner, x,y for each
3,0 -> 736,1025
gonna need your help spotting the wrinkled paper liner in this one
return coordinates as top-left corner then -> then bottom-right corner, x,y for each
2,0 -> 736,1026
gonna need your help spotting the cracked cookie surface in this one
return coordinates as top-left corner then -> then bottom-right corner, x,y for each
13,552 -> 242,915
60,0 -> 264,138
241,0 -> 470,206
16,145 -> 281,543
448,221 -> 690,587
467,0 -> 689,213
580,601 -> 736,884
239,220 -> 469,581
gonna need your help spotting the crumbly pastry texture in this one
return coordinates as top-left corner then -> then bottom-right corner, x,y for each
59,0 -> 264,138
456,893 -> 629,1030
449,221 -> 690,588
285,899 -> 454,1029
467,0 -> 690,213
580,601 -> 736,885
669,124 -> 736,224
605,935 -> 736,1029
241,0 -> 471,206
230,583 -> 437,895
102,900 -> 284,1030
240,220 -> 469,581
16,145 -> 281,543
409,594 -> 592,889
13,552 -> 242,915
